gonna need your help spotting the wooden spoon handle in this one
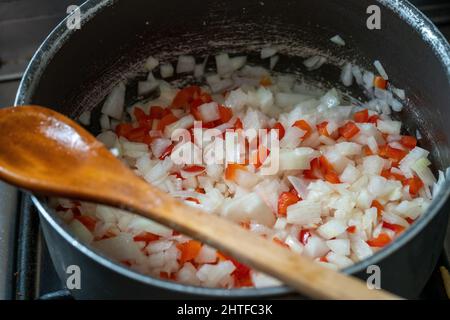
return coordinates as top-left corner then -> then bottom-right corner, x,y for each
101,178 -> 400,300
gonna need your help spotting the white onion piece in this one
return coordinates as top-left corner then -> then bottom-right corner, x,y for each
286,200 -> 321,225
275,92 -> 312,109
330,35 -> 346,46
280,126 -> 304,149
199,102 -> 220,122
399,147 -> 430,177
102,82 -> 126,120
230,56 -> 247,71
144,56 -> 159,71
261,47 -> 278,59
326,239 -> 350,256
176,55 -> 195,73
317,219 -> 347,239
279,148 -> 319,171
270,55 -> 279,70
377,119 -> 402,135
221,192 -> 275,227
215,53 -> 233,76
160,63 -> 174,78
287,176 -> 310,199
340,63 -> 353,87
138,81 -> 159,96
78,111 -> 91,126
100,114 -> 110,130
351,65 -> 363,85
374,60 -> 389,80
97,131 -> 117,149
164,115 -> 195,138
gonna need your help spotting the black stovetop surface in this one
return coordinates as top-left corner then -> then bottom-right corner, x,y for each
1,0 -> 449,300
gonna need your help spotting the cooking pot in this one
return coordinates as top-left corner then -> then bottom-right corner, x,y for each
15,0 -> 450,299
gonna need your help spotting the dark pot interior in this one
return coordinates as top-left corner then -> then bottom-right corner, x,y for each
16,0 -> 450,298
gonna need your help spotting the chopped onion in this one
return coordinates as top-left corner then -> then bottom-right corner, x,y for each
303,55 -> 327,71
270,55 -> 279,70
176,55 -> 196,73
326,239 -> 350,256
144,56 -> 159,71
279,148 -> 319,171
78,111 -> 91,126
340,63 -> 353,87
138,81 -> 159,97
261,47 -> 278,59
317,219 -> 347,239
199,102 -> 220,122
374,60 -> 389,80
411,157 -> 436,186
215,53 -> 233,76
160,63 -> 174,78
287,176 -> 310,199
330,35 -> 346,46
221,192 -> 275,227
97,131 -> 117,149
100,114 -> 110,130
287,200 -> 321,225
102,82 -> 126,120
399,147 -> 430,177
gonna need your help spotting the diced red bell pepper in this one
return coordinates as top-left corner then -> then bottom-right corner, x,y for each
225,163 -> 247,181
74,215 -> 97,232
157,113 -> 178,131
177,240 -> 202,264
367,233 -> 391,247
339,121 -> 360,139
346,225 -> 357,234
316,121 -> 330,137
382,222 -> 405,234
186,197 -> 200,204
371,200 -> 384,217
367,114 -> 380,124
234,118 -> 243,130
149,106 -> 165,119
293,119 -> 312,140
277,191 -> 301,217
298,230 -> 311,245
171,86 -> 202,109
183,165 -> 206,173
115,123 -> 134,137
272,122 -> 286,140
133,231 -> 160,243
363,145 -> 374,156
381,169 -> 406,182
126,126 -> 152,144
354,109 -> 369,123
400,135 -> 417,149
373,76 -> 388,90
260,76 -> 272,87
159,144 -> 174,160
403,175 -> 424,196
303,158 -> 323,180
379,145 -> 407,162
324,171 -> 341,184
218,105 -> 233,123
230,258 -> 253,288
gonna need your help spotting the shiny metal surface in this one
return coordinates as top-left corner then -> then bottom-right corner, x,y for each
14,0 -> 450,298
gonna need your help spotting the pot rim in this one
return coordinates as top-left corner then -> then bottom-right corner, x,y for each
15,0 -> 450,297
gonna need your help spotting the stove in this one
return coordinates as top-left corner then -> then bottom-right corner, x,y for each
0,0 -> 449,300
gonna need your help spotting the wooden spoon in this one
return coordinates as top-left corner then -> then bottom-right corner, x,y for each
0,106 -> 400,300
